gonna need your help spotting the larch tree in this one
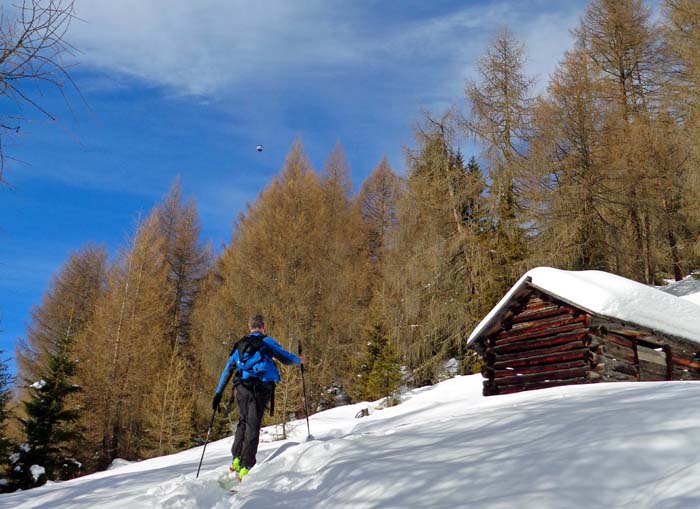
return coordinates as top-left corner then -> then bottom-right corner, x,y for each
12,245 -> 105,476
76,215 -> 170,468
575,0 -> 665,282
662,0 -> 700,267
357,157 -> 403,278
463,28 -> 532,293
193,140 -> 324,428
154,179 -> 211,352
16,245 -> 107,386
382,113 -> 493,382
149,181 -> 210,454
316,143 -> 370,393
525,48 -> 613,271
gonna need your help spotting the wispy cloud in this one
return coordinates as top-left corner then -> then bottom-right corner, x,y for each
68,0 -> 587,98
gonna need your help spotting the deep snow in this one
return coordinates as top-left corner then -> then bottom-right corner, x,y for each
3,375 -> 700,508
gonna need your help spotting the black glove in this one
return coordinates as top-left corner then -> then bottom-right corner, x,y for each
212,392 -> 222,411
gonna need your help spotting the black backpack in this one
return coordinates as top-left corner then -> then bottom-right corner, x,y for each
230,334 -> 276,415
233,333 -> 268,378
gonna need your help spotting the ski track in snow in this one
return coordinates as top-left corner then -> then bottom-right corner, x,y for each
4,375 -> 700,508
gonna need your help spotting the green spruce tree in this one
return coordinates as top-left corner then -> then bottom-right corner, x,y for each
10,334 -> 82,489
360,322 -> 401,405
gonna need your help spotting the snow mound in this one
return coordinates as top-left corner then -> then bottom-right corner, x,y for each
29,465 -> 45,482
145,472 -> 232,509
107,458 -> 134,470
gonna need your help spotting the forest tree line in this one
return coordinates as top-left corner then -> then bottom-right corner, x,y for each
1,0 -> 699,491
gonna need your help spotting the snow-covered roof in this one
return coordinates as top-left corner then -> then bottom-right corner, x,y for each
682,293 -> 700,307
660,275 -> 700,297
467,267 -> 700,346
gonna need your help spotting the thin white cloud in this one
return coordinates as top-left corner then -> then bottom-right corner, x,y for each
66,0 -> 587,97
69,0 -> 366,95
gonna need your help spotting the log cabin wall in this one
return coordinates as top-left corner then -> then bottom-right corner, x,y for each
587,318 -> 700,382
586,326 -> 639,383
479,288 -> 700,396
482,290 -> 592,396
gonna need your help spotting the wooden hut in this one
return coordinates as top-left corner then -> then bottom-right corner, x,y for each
467,268 -> 700,396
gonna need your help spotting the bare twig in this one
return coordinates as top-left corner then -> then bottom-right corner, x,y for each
0,0 -> 79,184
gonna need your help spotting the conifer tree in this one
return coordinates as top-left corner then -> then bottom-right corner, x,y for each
464,28 -> 532,293
525,48 -> 612,271
76,215 -> 170,467
16,245 -> 106,386
150,181 -> 210,452
154,179 -> 211,352
382,114 -> 494,382
575,0 -> 664,282
13,246 -> 105,477
662,0 -> 700,268
357,157 -> 403,274
360,322 -> 401,404
316,143 -> 370,390
193,139 -> 370,421
10,334 -> 82,489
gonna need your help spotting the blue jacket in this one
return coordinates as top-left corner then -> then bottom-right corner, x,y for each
215,332 -> 301,395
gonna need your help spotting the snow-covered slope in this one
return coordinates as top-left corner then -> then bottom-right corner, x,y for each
4,375 -> 700,509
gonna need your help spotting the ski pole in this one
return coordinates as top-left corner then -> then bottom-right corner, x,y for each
196,409 -> 216,478
298,341 -> 313,440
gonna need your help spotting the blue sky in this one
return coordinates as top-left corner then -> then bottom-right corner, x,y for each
0,0 -> 589,374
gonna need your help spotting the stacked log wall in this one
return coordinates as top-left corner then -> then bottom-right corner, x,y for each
482,293 -> 592,396
588,319 -> 700,382
585,328 -> 639,382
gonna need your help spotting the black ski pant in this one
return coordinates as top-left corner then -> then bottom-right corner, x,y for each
231,381 -> 273,469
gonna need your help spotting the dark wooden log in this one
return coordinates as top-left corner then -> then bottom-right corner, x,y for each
517,302 -> 558,315
671,355 -> 700,370
506,313 -> 582,336
593,356 -> 639,377
511,306 -> 576,324
493,331 -> 588,355
493,348 -> 588,370
601,333 -> 636,350
600,342 -> 637,364
491,359 -> 587,379
482,380 -> 499,396
495,315 -> 588,345
492,334 -> 588,363
493,366 -> 590,386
